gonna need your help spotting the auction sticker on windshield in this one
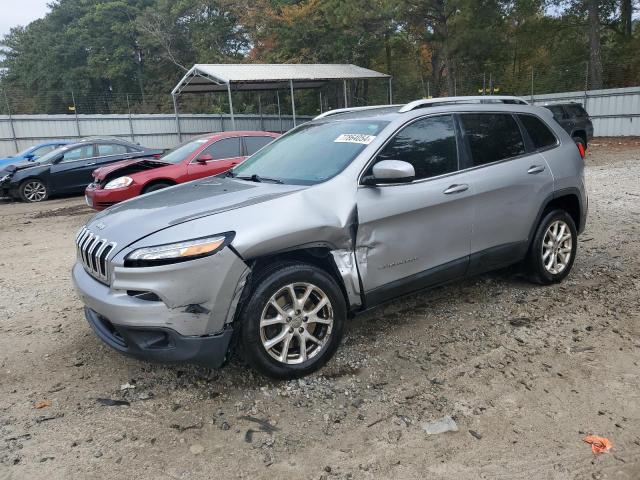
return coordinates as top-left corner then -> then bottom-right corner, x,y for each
334,134 -> 376,145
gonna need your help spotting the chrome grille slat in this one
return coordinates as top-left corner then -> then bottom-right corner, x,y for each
75,226 -> 117,284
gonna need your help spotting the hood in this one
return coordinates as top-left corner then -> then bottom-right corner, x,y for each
93,158 -> 168,182
85,176 -> 306,251
0,159 -> 41,175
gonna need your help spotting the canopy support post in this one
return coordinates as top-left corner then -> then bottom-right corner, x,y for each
276,90 -> 283,133
388,77 -> 393,104
319,91 -> 323,114
343,80 -> 348,108
290,79 -> 296,127
227,82 -> 236,130
172,93 -> 182,142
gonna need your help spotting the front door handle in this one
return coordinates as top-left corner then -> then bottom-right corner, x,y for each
443,184 -> 469,194
527,165 -> 546,174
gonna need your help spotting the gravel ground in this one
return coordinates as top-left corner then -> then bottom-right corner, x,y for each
1,139 -> 639,480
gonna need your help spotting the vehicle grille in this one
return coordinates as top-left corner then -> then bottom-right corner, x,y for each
76,226 -> 117,283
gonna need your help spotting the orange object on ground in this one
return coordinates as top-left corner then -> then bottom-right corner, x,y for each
583,435 -> 612,454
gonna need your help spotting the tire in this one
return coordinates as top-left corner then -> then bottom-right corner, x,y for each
238,262 -> 346,379
142,182 -> 172,194
527,209 -> 577,285
19,179 -> 49,202
573,136 -> 586,151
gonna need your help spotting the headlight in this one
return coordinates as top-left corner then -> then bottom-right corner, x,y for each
104,176 -> 133,190
125,234 -> 233,267
0,174 -> 10,183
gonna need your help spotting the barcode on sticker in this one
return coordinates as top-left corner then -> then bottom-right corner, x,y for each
334,134 -> 376,145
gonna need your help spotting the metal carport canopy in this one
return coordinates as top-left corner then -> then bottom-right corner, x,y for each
170,63 -> 392,131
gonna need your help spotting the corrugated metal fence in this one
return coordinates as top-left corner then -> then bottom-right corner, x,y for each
530,85 -> 640,137
0,113 -> 312,156
0,85 -> 638,156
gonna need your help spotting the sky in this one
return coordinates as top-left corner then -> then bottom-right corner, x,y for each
0,0 -> 50,38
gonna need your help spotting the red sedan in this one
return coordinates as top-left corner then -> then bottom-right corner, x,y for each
85,131 -> 279,210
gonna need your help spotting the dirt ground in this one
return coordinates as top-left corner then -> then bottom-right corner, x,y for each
1,139 -> 639,480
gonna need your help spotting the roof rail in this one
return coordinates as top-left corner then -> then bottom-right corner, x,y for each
398,96 -> 529,113
313,105 -> 400,120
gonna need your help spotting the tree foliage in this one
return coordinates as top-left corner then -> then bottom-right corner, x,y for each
0,0 -> 638,113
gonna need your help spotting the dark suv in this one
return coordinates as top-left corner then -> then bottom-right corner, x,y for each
542,103 -> 593,149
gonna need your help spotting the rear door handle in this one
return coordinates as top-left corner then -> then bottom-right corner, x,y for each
527,165 -> 545,174
85,162 -> 96,166
443,184 -> 469,194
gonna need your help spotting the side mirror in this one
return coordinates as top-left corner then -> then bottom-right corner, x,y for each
52,154 -> 64,164
196,153 -> 214,164
24,153 -> 35,161
362,160 -> 415,185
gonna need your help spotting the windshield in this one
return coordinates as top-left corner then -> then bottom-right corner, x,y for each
231,120 -> 389,185
25,145 -> 69,165
15,146 -> 36,157
160,138 -> 209,164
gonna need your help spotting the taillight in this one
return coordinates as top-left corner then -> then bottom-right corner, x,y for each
152,153 -> 162,159
576,142 -> 585,159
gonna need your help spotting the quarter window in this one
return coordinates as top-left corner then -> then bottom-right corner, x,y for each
460,113 -> 525,166
376,115 -> 458,180
519,114 -> 557,150
204,137 -> 241,159
244,136 -> 273,156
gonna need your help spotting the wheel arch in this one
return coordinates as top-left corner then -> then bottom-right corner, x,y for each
141,178 -> 177,193
528,190 -> 583,251
244,246 -> 360,315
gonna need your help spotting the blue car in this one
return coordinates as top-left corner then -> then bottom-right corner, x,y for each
0,141 -> 71,168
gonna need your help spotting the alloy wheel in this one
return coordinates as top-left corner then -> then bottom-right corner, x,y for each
259,282 -> 334,365
23,181 -> 47,202
541,220 -> 573,275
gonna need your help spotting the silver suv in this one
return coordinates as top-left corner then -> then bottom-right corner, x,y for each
73,97 -> 587,379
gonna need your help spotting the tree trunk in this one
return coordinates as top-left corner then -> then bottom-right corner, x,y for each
587,0 -> 603,89
621,0 -> 632,38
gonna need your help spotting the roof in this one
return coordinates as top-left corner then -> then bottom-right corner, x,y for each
314,96 -> 530,120
172,64 -> 390,95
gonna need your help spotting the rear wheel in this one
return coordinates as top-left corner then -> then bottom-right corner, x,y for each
527,209 -> 577,284
239,262 -> 346,379
19,179 -> 48,202
142,182 -> 172,194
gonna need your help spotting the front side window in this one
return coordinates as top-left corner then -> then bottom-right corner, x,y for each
460,113 -> 525,166
203,137 -> 241,160
161,138 -> 209,164
375,115 -> 458,180
519,114 -> 557,150
60,145 -> 95,163
244,136 -> 274,156
232,120 -> 389,185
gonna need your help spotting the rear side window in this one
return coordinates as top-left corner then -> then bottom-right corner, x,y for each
377,115 -> 458,180
518,114 -> 557,150
545,105 -> 565,120
244,136 -> 273,155
97,144 -> 128,156
205,137 -> 241,159
460,113 -> 525,166
565,104 -> 587,117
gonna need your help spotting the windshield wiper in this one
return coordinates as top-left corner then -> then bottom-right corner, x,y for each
235,174 -> 283,184
224,170 -> 237,178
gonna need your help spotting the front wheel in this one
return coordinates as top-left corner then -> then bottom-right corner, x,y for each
239,262 -> 346,379
527,209 -> 577,284
19,179 -> 49,202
